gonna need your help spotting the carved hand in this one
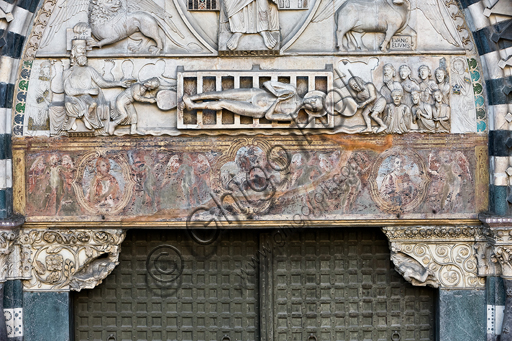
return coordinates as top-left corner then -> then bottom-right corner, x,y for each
119,80 -> 133,88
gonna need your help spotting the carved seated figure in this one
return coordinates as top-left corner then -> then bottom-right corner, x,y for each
63,39 -> 128,134
180,81 -> 325,121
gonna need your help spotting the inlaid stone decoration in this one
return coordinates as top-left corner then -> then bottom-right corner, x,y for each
10,0 -> 486,226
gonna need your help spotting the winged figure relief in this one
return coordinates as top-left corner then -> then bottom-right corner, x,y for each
312,0 -> 461,52
40,0 -> 187,53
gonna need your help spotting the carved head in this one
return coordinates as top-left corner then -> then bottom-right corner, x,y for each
39,61 -> 51,79
433,90 -> 443,103
143,77 -> 160,91
383,64 -> 396,80
418,65 -> 431,80
434,68 -> 447,84
304,96 -> 322,112
303,90 -> 326,117
348,76 -> 365,92
391,89 -> 403,105
91,0 -> 122,15
398,65 -> 411,80
71,40 -> 87,67
411,90 -> 421,105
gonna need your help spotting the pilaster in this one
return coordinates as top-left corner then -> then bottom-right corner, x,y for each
476,216 -> 512,341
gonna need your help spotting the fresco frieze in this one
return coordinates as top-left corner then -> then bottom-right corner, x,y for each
15,135 -> 487,224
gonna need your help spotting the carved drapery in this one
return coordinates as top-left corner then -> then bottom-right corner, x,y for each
382,226 -> 486,289
19,229 -> 125,291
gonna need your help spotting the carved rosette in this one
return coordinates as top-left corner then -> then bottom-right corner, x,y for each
20,229 -> 125,291
382,226 -> 486,289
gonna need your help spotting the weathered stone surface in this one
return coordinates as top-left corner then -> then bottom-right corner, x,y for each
438,289 -> 486,341
23,291 -> 70,341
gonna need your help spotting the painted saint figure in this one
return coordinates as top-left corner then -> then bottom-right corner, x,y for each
450,57 -> 477,133
380,156 -> 415,207
181,81 -> 325,121
87,157 -> 120,209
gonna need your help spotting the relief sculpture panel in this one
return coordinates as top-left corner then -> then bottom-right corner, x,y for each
11,0 -> 487,226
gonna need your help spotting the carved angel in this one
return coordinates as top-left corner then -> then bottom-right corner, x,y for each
40,0 -> 186,53
312,0 -> 461,52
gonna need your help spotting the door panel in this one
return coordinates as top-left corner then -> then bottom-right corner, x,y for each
73,228 -> 435,341
74,230 -> 260,341
264,228 -> 435,341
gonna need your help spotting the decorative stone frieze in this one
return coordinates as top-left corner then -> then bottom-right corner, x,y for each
382,226 -> 486,289
0,227 -> 31,283
20,229 -> 125,291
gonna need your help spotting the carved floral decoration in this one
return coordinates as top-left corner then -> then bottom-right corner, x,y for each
21,229 -> 125,291
383,226 -> 486,289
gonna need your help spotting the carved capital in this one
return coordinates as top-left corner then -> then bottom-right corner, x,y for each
382,226 -> 486,289
20,229 -> 125,291
474,218 -> 512,280
0,228 -> 31,283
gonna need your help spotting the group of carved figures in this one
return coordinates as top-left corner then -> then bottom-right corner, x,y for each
36,42 -> 474,135
41,39 -> 174,136
180,60 -> 466,134
344,62 -> 455,134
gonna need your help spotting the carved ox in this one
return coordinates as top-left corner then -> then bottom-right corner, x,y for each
335,0 -> 411,52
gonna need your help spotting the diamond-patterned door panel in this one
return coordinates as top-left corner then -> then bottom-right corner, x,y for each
265,228 -> 435,341
74,230 -> 260,341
